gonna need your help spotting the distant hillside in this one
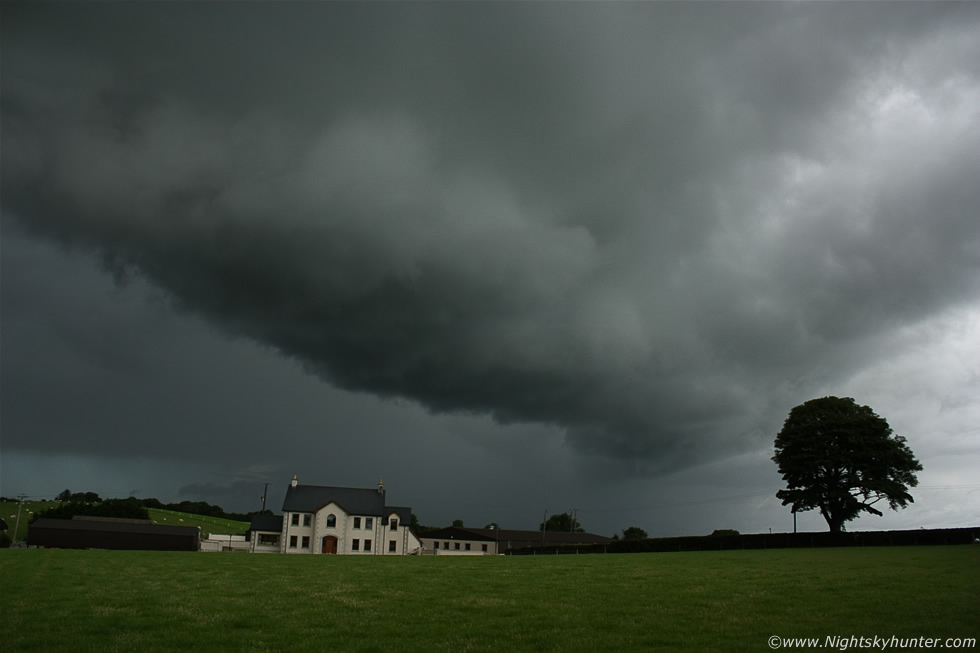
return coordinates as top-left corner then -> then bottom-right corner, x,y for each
148,508 -> 249,536
1,499 -> 252,544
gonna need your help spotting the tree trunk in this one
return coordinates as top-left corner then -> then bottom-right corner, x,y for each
824,514 -> 843,533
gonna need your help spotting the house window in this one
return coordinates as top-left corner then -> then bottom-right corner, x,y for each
289,535 -> 298,549
291,514 -> 299,526
389,540 -> 396,552
365,517 -> 373,529
327,514 -> 336,528
352,539 -> 360,551
303,514 -> 312,527
455,542 -> 460,550
444,542 -> 449,548
354,517 -> 361,529
258,534 -> 280,546
433,542 -> 439,550
302,536 -> 310,549
465,543 -> 471,551
482,544 -> 488,552
390,518 -> 398,530
364,539 -> 372,551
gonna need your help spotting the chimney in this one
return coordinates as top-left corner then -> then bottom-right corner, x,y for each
291,475 -> 298,488
378,478 -> 385,495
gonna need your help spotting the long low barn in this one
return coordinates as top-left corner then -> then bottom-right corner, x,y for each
28,517 -> 200,551
419,527 -> 613,555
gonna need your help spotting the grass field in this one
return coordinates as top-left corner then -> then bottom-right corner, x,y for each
1,546 -> 976,652
147,508 -> 249,535
1,501 -> 52,543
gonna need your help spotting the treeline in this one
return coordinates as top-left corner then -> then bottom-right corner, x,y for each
35,490 -> 269,524
29,497 -> 150,524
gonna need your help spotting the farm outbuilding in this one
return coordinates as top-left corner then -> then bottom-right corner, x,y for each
28,516 -> 200,551
419,527 -> 613,555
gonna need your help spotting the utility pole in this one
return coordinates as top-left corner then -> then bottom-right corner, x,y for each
261,483 -> 269,513
542,509 -> 547,542
11,494 -> 26,548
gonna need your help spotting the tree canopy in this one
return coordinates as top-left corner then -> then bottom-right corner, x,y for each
621,526 -> 648,540
55,490 -> 102,503
539,513 -> 584,533
772,396 -> 922,533
410,513 -> 440,534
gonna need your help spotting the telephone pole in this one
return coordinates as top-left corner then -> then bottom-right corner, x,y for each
10,494 -> 26,547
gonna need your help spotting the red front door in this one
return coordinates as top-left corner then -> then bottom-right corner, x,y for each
322,536 -> 337,554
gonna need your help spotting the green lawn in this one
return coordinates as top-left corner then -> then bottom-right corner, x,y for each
1,546 -> 976,652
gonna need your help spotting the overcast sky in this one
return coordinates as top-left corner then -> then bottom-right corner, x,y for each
2,3 -> 978,537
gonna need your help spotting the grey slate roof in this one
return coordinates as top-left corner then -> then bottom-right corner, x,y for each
249,514 -> 284,533
281,484 -> 389,517
385,506 -> 412,527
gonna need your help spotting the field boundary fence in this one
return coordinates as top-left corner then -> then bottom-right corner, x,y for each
506,527 -> 979,555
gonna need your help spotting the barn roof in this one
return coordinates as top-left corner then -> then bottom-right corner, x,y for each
29,517 -> 199,537
420,526 -> 613,549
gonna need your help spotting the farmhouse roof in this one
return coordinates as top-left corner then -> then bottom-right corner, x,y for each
282,483 -> 388,516
249,514 -> 284,533
385,506 -> 412,527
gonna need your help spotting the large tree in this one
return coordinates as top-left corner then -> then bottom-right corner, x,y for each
621,526 -> 648,540
773,396 -> 922,533
539,513 -> 584,533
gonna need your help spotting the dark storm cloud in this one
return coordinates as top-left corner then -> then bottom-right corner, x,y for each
2,3 -> 978,469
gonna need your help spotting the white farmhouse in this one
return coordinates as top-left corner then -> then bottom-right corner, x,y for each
249,476 -> 421,555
